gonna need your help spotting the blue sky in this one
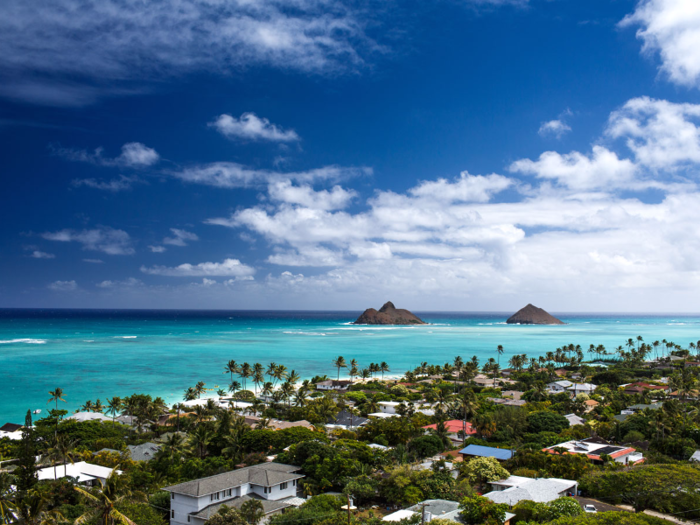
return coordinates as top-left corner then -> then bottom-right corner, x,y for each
2,0 -> 700,312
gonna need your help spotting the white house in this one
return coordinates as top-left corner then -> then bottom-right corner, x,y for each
164,462 -> 303,525
485,476 -> 578,506
544,438 -> 644,465
563,414 -> 584,427
567,383 -> 596,396
316,380 -> 351,392
547,381 -> 573,394
37,461 -> 121,486
373,401 -> 435,417
67,412 -> 112,423
382,499 -> 515,524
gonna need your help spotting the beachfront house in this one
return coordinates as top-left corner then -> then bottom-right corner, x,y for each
484,476 -> 578,506
316,380 -> 351,392
543,438 -> 644,465
37,461 -> 122,487
164,462 -> 303,525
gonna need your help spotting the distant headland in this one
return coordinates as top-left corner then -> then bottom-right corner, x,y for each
506,303 -> 565,325
353,301 -> 426,325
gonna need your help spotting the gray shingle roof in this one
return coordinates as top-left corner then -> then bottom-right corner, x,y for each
485,479 -> 576,505
128,443 -> 161,462
164,463 -> 302,497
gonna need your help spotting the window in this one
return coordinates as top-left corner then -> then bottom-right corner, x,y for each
292,480 -> 297,486
187,517 -> 190,523
227,489 -> 232,497
171,493 -> 175,500
280,482 -> 288,490
171,511 -> 174,519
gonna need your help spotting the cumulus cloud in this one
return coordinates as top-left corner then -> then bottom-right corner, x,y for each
408,172 -> 512,202
163,228 -> 199,247
148,246 -> 167,253
606,96 -> 700,170
56,142 -> 159,168
0,0 -> 376,105
539,119 -> 572,138
140,258 -> 256,277
48,280 -> 77,291
42,227 -> 134,255
72,175 -> 143,192
171,163 -> 370,189
268,180 -> 356,209
31,251 -> 55,259
209,113 -> 300,142
621,0 -> 700,88
509,146 -> 638,191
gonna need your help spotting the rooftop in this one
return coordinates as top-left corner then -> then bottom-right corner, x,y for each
164,462 -> 302,497
459,444 -> 513,461
486,477 -> 577,506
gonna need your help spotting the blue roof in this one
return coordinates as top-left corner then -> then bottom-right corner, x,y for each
458,444 -> 513,460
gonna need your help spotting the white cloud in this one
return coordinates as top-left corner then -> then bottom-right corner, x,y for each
408,172 -> 512,202
72,175 -> 142,192
171,162 -> 369,189
97,277 -> 143,288
42,227 -> 134,255
148,246 -> 167,253
31,251 -> 55,259
209,113 -> 300,142
140,258 -> 256,277
83,258 -> 104,263
268,180 -> 356,210
621,0 -> 700,88
0,0 -> 375,105
48,280 -> 77,291
508,146 -> 638,191
57,142 -> 159,168
163,228 -> 199,247
606,96 -> 700,170
538,119 -> 572,138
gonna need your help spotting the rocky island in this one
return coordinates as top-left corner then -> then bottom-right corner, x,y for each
506,304 -> 564,325
353,301 -> 426,325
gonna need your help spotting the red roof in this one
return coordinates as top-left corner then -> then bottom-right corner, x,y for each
423,419 -> 476,435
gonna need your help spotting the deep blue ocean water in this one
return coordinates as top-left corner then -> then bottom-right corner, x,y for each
2,308 -> 700,422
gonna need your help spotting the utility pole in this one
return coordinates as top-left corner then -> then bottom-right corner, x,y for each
346,493 -> 352,525
418,503 -> 428,525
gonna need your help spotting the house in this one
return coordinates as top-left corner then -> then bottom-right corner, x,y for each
382,499 -> 515,524
547,381 -> 573,393
0,423 -> 23,440
614,402 -> 662,423
543,438 -> 644,465
459,444 -> 514,461
621,382 -> 669,395
583,399 -> 599,413
369,401 -> 434,418
67,412 -> 111,422
164,462 -> 304,525
422,420 -> 476,444
37,461 -> 121,486
690,450 -> 700,462
244,416 -> 315,431
485,476 -> 578,506
413,459 -> 460,479
326,409 -> 368,431
563,414 -> 584,427
492,398 -> 527,407
128,442 -> 161,461
316,380 -> 351,392
567,383 -> 596,396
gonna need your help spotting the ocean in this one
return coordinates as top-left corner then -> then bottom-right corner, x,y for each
1,308 -> 699,422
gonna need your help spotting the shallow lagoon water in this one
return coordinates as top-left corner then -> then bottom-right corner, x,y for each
1,309 -> 700,421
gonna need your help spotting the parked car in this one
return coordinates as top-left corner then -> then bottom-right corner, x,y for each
583,504 -> 597,513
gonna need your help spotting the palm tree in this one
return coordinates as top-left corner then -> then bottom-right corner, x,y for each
47,388 -> 66,409
47,387 -> 67,436
349,359 -> 358,383
188,426 -> 213,459
55,435 -> 77,477
240,362 -> 252,391
454,389 -> 478,445
224,360 -> 240,383
0,472 -> 15,525
93,399 -> 104,413
332,356 -> 347,380
105,397 -> 122,426
158,432 -> 188,461
229,381 -> 241,397
240,499 -> 265,525
74,469 -> 137,525
81,400 -> 96,412
194,381 -> 206,399
496,345 -> 504,370
380,362 -> 390,380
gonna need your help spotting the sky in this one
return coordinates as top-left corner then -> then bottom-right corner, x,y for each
2,0 -> 700,312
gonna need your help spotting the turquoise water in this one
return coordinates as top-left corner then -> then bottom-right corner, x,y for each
2,309 -> 700,422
